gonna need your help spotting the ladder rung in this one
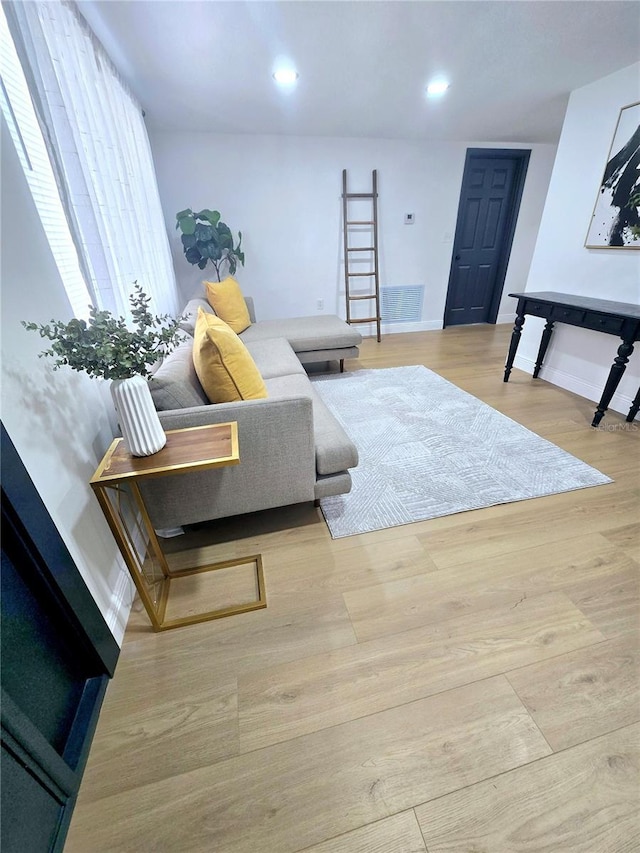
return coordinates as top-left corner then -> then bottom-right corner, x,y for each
346,247 -> 374,252
345,193 -> 377,199
347,271 -> 376,277
349,317 -> 379,323
348,294 -> 377,301
346,220 -> 374,225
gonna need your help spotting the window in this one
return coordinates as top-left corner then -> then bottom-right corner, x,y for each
0,6 -> 92,319
3,3 -> 179,320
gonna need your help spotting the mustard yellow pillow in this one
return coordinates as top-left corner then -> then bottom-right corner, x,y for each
193,308 -> 267,403
204,277 -> 251,334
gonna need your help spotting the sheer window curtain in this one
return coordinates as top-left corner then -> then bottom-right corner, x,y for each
6,0 -> 179,319
0,6 -> 92,319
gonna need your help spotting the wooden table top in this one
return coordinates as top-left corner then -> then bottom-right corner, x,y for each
91,422 -> 239,485
509,291 -> 640,318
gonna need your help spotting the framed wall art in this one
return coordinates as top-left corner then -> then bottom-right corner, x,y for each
585,100 -> 640,249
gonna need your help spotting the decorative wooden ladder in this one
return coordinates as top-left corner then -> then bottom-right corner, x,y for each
342,169 -> 382,342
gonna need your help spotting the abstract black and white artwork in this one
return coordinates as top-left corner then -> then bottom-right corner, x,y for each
586,101 -> 640,249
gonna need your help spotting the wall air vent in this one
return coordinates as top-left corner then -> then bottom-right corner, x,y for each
381,285 -> 425,323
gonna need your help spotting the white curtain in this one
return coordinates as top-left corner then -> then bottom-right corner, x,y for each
1,5 -> 92,319
6,0 -> 179,319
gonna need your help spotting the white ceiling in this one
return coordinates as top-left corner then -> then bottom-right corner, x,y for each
77,0 -> 640,143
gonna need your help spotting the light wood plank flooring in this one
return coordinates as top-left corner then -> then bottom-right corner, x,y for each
66,325 -> 640,852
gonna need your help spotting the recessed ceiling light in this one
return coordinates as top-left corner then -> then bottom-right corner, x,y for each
273,68 -> 299,85
426,80 -> 450,97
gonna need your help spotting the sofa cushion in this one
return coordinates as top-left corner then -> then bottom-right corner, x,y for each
241,315 -> 362,353
149,337 -> 209,411
193,309 -> 267,403
244,338 -> 306,380
205,277 -> 251,334
264,373 -> 358,475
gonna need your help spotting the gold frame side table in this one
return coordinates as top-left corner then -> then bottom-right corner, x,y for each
91,422 -> 266,632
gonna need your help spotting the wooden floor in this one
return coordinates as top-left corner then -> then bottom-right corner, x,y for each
66,325 -> 640,853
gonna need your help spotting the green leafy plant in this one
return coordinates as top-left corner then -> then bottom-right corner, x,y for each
176,208 -> 244,280
22,284 -> 184,380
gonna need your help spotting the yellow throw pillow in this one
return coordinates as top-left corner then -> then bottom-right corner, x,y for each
193,308 -> 267,403
204,276 -> 251,334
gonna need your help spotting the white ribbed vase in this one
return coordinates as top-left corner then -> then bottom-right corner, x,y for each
110,376 -> 166,457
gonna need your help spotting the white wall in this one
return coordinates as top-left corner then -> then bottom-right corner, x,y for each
149,132 -> 556,333
1,117 -> 133,644
516,63 -> 640,414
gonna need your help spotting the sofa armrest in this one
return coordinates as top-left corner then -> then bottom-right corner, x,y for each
142,396 -> 316,528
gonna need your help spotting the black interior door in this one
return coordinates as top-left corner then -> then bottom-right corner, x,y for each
1,424 -> 119,852
444,149 -> 530,327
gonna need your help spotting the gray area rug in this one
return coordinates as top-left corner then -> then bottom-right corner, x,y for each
311,366 -> 613,539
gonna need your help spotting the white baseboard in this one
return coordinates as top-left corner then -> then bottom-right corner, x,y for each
497,312 -> 516,325
513,354 -> 637,417
105,558 -> 135,646
359,317 -> 516,336
359,319 -> 442,337
104,504 -> 145,645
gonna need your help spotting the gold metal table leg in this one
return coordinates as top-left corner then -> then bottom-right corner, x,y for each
92,482 -> 266,632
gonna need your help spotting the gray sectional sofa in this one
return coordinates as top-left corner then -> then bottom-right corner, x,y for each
141,295 -> 362,530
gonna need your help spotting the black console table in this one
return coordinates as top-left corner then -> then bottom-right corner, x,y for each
504,291 -> 640,427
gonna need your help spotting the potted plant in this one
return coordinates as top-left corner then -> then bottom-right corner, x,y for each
23,284 -> 184,457
176,208 -> 244,281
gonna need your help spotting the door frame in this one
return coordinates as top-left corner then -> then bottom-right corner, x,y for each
1,423 -> 119,851
443,148 -> 531,327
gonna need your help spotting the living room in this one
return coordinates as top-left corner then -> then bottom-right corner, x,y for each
1,1 -> 639,850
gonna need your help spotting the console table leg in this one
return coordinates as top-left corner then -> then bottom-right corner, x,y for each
626,386 -> 640,423
592,340 -> 635,427
533,321 -> 555,379
504,312 -> 525,382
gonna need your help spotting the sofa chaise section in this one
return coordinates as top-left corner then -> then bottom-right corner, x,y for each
180,296 -> 362,368
241,315 -> 361,367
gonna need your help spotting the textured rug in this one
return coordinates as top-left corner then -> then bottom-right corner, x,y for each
311,366 -> 613,539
